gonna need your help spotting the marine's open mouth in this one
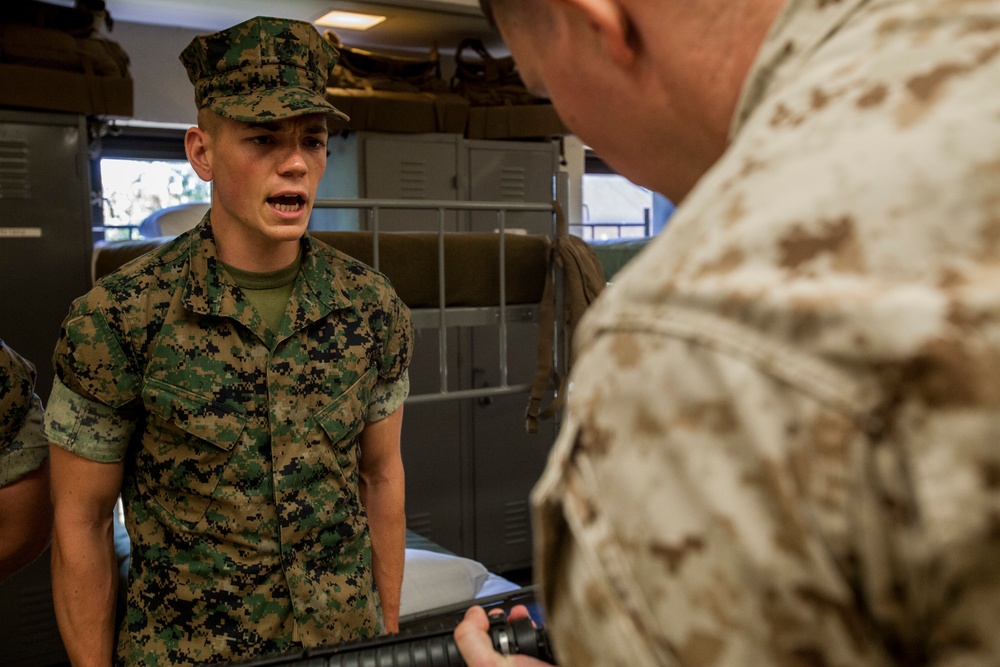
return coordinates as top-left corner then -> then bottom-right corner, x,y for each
268,194 -> 305,212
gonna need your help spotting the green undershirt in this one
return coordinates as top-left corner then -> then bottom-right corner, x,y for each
222,252 -> 302,333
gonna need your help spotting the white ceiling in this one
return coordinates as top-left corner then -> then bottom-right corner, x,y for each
104,0 -> 505,54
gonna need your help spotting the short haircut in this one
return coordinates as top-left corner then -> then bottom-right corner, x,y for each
479,0 -> 538,31
197,107 -> 223,137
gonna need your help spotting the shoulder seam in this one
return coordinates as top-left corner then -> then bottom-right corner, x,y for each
585,303 -> 880,417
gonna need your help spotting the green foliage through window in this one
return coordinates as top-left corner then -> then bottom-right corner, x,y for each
100,159 -> 210,241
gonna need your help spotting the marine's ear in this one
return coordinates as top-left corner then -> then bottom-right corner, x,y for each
184,126 -> 214,182
553,0 -> 637,68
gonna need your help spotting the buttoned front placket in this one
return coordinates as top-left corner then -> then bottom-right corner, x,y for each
172,228 -> 381,644
275,255 -> 382,644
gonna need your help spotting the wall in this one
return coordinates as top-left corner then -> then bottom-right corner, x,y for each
109,21 -> 463,128
106,21 -> 587,225
110,21 -> 203,127
559,135 -> 585,226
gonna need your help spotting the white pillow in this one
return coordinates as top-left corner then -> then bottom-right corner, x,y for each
399,548 -> 490,616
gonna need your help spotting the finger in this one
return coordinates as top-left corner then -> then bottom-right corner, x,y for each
455,606 -> 504,666
465,605 -> 492,630
507,605 -> 532,622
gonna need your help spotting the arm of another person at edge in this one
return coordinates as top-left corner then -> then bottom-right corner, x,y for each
455,606 -> 552,667
0,460 -> 53,582
50,443 -> 124,667
359,406 -> 406,634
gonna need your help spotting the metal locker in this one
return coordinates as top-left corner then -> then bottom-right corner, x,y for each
0,110 -> 93,402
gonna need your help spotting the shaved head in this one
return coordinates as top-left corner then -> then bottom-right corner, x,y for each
479,0 -> 497,26
475,0 -> 786,200
197,107 -> 224,138
479,0 -> 544,30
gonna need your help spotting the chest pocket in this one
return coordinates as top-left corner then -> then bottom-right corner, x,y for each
308,367 -> 376,481
315,371 -> 372,436
138,378 -> 248,527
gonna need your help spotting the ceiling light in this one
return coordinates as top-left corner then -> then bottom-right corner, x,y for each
315,10 -> 387,31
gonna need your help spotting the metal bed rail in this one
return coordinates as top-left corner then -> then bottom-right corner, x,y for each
311,198 -> 560,404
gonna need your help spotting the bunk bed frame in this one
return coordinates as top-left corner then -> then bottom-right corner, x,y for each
310,196 -> 566,405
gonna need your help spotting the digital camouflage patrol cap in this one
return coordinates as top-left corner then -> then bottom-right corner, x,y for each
180,16 -> 349,124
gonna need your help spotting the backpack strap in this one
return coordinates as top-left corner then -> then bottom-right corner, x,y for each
526,236 -> 561,435
525,202 -> 606,434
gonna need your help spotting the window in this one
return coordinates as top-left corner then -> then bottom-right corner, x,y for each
580,173 -> 653,240
575,151 -> 674,241
100,158 -> 209,241
92,124 -> 210,243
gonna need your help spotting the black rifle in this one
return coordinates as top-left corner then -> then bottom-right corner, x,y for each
225,596 -> 555,667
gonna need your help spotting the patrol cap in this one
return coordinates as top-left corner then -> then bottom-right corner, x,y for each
180,16 -> 349,124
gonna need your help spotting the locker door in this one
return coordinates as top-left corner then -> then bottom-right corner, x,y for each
370,136 -> 471,552
400,325 -> 474,557
467,141 -> 557,235
470,317 -> 555,572
0,111 -> 92,401
364,135 -> 461,232
466,141 -> 558,571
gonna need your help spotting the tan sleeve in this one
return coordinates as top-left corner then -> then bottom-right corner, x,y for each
533,314 -> 1000,666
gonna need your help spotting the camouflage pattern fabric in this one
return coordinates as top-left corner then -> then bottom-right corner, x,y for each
0,338 -> 46,487
180,16 -> 349,123
44,214 -> 411,665
533,0 -> 1000,664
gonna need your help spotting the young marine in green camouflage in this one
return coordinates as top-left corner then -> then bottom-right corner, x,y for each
45,16 -> 411,666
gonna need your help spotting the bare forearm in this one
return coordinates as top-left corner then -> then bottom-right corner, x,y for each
0,462 -> 52,582
52,517 -> 119,667
358,408 -> 406,632
362,476 -> 406,633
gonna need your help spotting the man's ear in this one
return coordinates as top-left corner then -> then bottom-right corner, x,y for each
185,126 -> 214,182
555,0 -> 637,67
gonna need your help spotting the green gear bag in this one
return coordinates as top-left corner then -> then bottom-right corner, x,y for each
526,202 -> 607,434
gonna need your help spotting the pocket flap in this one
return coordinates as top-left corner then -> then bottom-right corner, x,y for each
313,368 -> 375,444
142,378 -> 247,451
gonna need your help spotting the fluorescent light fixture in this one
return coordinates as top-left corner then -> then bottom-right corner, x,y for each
315,10 -> 386,30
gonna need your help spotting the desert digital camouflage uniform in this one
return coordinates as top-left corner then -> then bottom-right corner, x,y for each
0,338 -> 46,487
533,0 -> 1000,664
45,217 -> 411,665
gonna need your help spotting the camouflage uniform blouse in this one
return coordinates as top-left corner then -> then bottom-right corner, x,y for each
44,218 -> 412,666
534,0 -> 1000,664
0,338 -> 46,487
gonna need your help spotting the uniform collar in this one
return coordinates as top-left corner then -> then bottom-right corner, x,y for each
286,233 -> 356,332
181,216 -> 238,319
181,214 -> 355,344
730,0 -> 871,139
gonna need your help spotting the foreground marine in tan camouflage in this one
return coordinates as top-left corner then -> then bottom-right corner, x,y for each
46,16 -> 412,666
456,0 -> 1000,665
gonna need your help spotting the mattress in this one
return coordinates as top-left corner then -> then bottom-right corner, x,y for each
587,236 -> 652,281
91,231 -> 551,309
401,529 -> 521,620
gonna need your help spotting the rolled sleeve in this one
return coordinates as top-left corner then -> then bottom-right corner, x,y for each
365,288 -> 411,423
1,339 -> 48,486
0,396 -> 47,487
379,293 -> 412,385
44,375 -> 136,463
367,370 -> 409,422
